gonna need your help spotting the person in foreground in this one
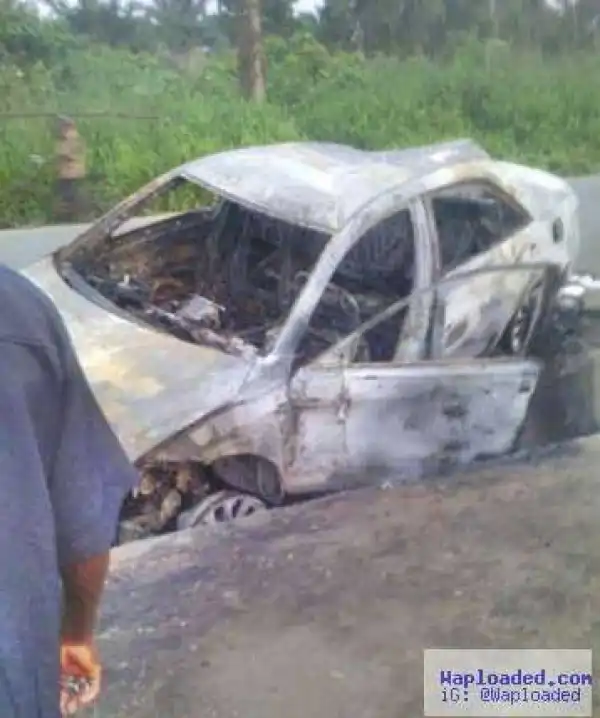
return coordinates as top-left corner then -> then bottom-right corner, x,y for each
0,265 -> 139,716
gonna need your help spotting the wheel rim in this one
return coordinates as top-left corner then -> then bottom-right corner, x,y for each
508,283 -> 544,355
509,304 -> 531,353
177,491 -> 267,530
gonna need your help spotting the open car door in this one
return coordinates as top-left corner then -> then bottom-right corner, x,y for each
286,263 -> 558,492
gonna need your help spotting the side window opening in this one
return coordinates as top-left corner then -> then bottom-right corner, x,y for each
317,298 -> 411,367
430,181 -> 531,273
295,208 -> 416,366
354,305 -> 410,364
318,261 -> 551,368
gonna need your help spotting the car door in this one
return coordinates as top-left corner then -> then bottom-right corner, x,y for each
286,264 -> 547,493
283,199 -> 434,494
425,178 -> 545,357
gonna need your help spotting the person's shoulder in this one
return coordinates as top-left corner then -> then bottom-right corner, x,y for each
0,264 -> 65,345
0,263 -> 44,294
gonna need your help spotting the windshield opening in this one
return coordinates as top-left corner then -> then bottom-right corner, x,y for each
61,176 -> 329,357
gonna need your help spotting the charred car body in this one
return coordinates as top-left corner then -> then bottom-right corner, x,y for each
21,139 -> 581,542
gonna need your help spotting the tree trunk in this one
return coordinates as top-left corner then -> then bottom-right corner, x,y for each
237,0 -> 266,103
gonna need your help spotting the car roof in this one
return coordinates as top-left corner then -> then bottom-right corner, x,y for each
180,139 -> 490,233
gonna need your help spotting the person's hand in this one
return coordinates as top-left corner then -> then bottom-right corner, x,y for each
59,639 -> 102,715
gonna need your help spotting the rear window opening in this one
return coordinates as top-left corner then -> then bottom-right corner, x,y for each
430,181 -> 531,272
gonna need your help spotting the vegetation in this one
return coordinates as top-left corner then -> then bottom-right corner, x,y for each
2,0 -> 600,226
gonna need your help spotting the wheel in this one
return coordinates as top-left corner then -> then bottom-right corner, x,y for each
211,455 -> 285,505
177,490 -> 267,530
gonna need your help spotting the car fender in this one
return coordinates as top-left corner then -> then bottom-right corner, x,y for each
147,387 -> 290,489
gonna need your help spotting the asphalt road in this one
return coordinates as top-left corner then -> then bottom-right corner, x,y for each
0,222 -> 89,269
94,434 -> 600,718
2,175 -> 600,273
567,175 -> 600,274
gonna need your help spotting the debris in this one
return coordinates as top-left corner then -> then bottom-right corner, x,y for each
159,488 -> 182,526
120,462 -> 211,540
176,295 -> 223,328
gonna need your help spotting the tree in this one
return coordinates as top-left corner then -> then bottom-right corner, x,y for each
261,0 -> 296,35
42,0 -> 158,51
146,0 -> 208,50
216,0 -> 296,42
314,0 -> 578,57
237,0 -> 266,101
0,0 -> 75,63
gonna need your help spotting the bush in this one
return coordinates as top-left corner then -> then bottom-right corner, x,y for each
2,35 -> 600,226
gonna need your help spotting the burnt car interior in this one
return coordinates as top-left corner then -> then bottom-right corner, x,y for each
61,184 -> 417,365
296,208 -> 415,364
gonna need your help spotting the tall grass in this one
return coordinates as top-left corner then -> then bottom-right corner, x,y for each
2,36 -> 600,227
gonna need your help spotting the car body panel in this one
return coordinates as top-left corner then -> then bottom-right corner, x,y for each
284,357 -> 540,493
180,139 -> 490,234
22,256 -> 251,460
493,160 -> 581,267
285,364 -> 347,487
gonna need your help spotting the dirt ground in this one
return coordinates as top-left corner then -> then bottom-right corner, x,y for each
89,434 -> 600,718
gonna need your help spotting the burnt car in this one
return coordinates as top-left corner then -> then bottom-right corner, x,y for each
21,139 -> 581,542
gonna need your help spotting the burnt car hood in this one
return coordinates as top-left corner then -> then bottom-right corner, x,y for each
21,256 -> 252,460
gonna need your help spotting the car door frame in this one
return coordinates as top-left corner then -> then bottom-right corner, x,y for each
277,260 -> 559,495
420,173 -> 546,357
262,170 -> 550,496
272,194 -> 437,494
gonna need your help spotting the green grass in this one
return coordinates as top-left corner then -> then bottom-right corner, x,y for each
2,36 -> 600,227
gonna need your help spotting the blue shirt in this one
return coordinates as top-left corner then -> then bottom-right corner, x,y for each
0,265 -> 138,717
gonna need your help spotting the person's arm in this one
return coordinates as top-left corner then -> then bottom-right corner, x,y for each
60,553 -> 109,644
46,310 -> 139,713
48,310 -> 138,581
59,554 -> 109,715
